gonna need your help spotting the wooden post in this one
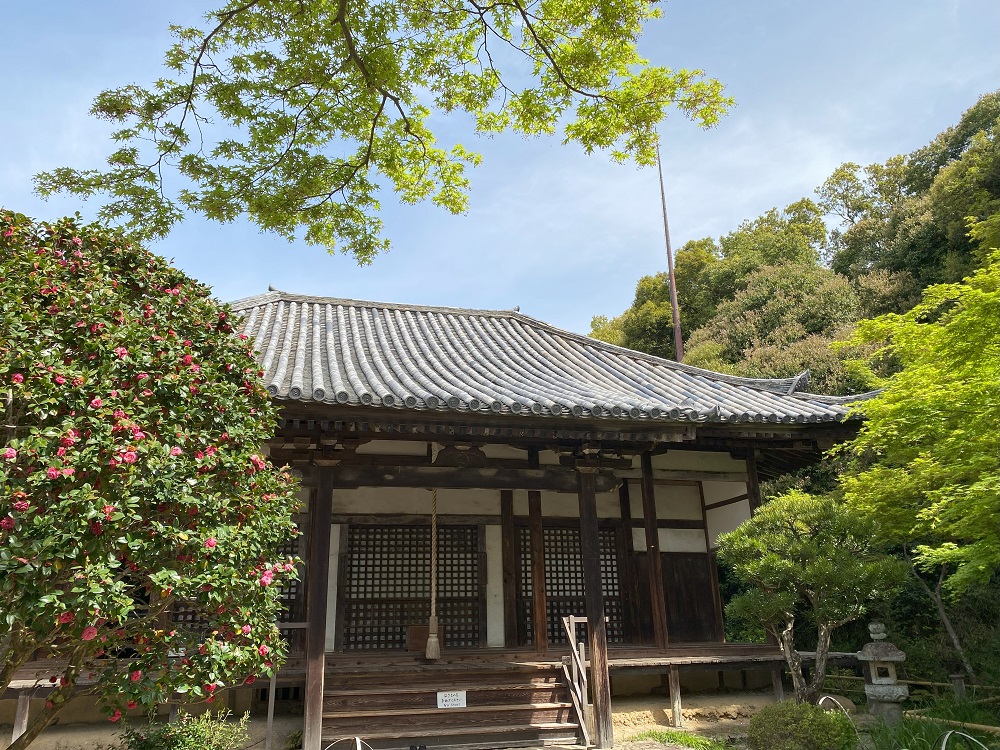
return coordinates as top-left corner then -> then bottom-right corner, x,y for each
13,690 -> 29,741
578,468 -> 613,749
640,453 -> 669,649
669,666 -> 683,728
745,456 -> 762,513
529,489 -> 548,653
500,489 -> 518,647
265,671 -> 278,750
528,448 -> 548,653
771,668 -> 785,702
303,472 -> 334,750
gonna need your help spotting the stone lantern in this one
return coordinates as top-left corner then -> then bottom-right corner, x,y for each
857,622 -> 908,724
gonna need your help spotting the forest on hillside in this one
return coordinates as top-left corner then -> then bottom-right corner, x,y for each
591,92 -> 1000,686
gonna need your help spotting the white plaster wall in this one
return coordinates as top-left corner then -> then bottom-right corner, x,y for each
355,440 -> 428,456
511,490 -> 618,518
660,527 -> 708,553
625,481 -> 702,520
481,444 -> 528,460
325,524 -> 341,651
706,500 -> 752,548
484,525 -> 505,647
631,526 -> 707,553
702,481 -> 749,505
331,487 -> 501,515
651,450 -> 746,473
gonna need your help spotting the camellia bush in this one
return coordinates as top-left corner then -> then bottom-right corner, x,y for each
0,210 -> 300,749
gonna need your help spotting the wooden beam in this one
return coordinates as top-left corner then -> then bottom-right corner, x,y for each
500,490 -> 518,649
303,472 -> 333,750
578,469 -> 614,749
745,457 -> 762,513
329,513 -> 500,526
325,465 -> 619,492
640,453 -> 669,649
616,469 -> 749,483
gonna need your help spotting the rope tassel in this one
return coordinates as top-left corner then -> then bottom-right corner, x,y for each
425,443 -> 441,660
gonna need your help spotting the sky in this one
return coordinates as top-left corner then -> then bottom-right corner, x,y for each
1,1 -> 997,334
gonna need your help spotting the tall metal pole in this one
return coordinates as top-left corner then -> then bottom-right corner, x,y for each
656,138 -> 684,362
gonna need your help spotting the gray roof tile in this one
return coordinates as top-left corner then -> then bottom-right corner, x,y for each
231,291 -> 872,424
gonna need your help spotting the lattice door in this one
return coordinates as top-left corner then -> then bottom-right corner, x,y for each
517,526 -> 624,645
341,525 -> 483,650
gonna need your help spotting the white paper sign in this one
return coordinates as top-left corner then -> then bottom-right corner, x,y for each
437,690 -> 467,708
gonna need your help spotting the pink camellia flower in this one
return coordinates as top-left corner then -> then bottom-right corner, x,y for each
130,670 -> 142,682
56,447 -> 66,457
114,347 -> 128,359
46,467 -> 61,480
54,375 -> 66,385
205,683 -> 216,693
258,644 -> 270,657
113,409 -> 126,420
181,354 -> 193,365
244,676 -> 256,685
11,373 -> 23,384
62,467 -> 75,477
90,397 -> 102,409
259,570 -> 274,587
71,237 -> 82,246
121,451 -> 137,464
242,624 -> 252,635
169,446 -> 182,456
132,428 -> 145,440
0,516 -> 14,531
58,611 -> 75,624
249,454 -> 266,471
13,500 -> 29,513
126,700 -> 137,710
2,447 -> 16,461
109,709 -> 122,723
102,505 -> 115,520
81,626 -> 98,641
204,537 -> 217,550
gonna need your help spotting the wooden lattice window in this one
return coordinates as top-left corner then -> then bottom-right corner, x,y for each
517,526 -> 624,645
340,525 -> 483,650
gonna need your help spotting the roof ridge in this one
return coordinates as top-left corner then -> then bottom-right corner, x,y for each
228,289 -> 520,318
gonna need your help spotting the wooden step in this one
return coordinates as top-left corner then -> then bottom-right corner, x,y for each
324,702 -> 573,720
324,705 -> 573,732
322,721 -> 581,742
324,684 -> 566,710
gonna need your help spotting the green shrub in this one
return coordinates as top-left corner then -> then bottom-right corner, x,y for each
747,701 -> 857,750
120,710 -> 249,750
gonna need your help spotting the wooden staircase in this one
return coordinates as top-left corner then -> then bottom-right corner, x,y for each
321,658 -> 585,750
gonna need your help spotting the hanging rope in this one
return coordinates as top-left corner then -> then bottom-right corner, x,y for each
425,442 -> 441,660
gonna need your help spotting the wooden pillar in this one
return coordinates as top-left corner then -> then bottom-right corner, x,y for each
528,448 -> 548,653
577,468 -> 613,749
618,482 -> 641,642
303,472 -> 334,750
640,453 -> 669,649
771,668 -> 785,702
745,455 -> 762,513
669,666 -> 683,728
500,489 -> 518,647
12,690 -> 29,741
528,488 -> 548,653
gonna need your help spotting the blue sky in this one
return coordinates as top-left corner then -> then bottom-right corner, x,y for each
1,1 -> 997,334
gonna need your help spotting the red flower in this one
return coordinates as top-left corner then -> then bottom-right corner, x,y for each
121,451 -> 137,464
109,709 -> 122,723
259,570 -> 274,587
54,375 -> 66,385
241,625 -> 252,635
13,500 -> 29,512
170,446 -> 182,456
126,700 -> 137,710
90,397 -> 102,409
58,611 -> 75,624
258,644 -> 270,657
62,467 -> 75,477
205,683 -> 216,693
204,537 -> 217,550
1,516 -> 14,531
11,373 -> 23,384
249,454 -> 266,471
90,521 -> 103,536
46,467 -> 61,480
244,676 -> 256,685
114,347 -> 128,359
102,505 -> 115,520
181,354 -> 193,365
2,447 -> 16,461
81,626 -> 98,641
129,670 -> 142,682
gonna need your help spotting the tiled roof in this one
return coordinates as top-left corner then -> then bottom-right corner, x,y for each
231,291 -> 871,425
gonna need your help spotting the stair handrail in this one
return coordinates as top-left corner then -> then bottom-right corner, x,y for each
562,615 -> 592,747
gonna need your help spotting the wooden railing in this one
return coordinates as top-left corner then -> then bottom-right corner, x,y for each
561,615 -> 592,747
